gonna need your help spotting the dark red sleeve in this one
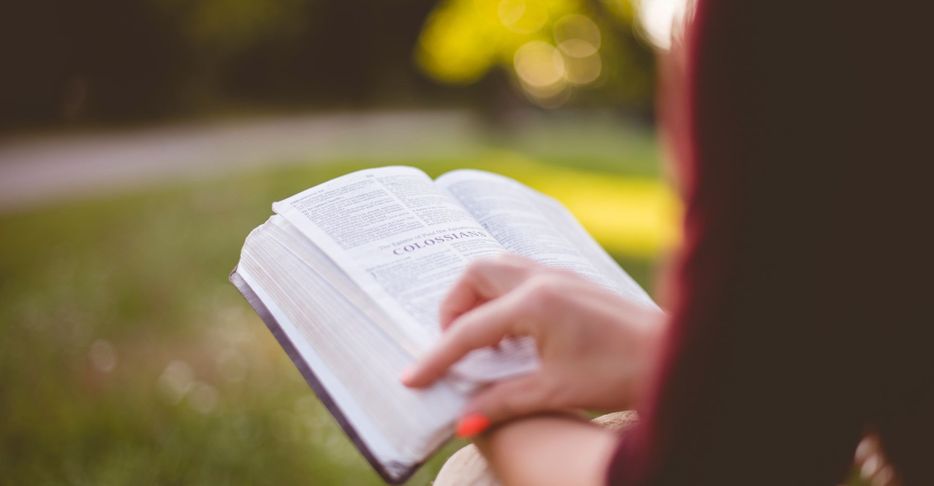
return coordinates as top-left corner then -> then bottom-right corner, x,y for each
606,1 -> 934,484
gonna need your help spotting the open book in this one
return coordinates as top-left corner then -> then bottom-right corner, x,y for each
230,166 -> 654,483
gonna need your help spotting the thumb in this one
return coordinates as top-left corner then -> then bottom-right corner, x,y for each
465,373 -> 557,426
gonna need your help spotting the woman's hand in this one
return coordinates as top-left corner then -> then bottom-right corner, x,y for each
401,254 -> 666,430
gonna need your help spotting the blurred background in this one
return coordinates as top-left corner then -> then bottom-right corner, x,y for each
0,1 -> 866,485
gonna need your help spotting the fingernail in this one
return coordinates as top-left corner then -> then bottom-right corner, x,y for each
455,413 -> 491,438
399,367 -> 415,385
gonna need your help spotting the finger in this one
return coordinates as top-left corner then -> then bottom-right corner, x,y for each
464,373 -> 554,424
404,290 -> 531,387
439,255 -> 541,329
438,275 -> 484,331
869,465 -> 896,486
855,436 -> 875,462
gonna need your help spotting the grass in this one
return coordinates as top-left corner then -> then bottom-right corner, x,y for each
0,137 -> 675,484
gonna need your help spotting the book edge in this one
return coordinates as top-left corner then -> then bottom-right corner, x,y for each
228,266 -> 423,484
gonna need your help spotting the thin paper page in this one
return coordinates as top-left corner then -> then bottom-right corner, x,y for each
271,167 -> 517,361
437,169 -> 636,293
531,194 -> 656,306
437,169 -> 656,308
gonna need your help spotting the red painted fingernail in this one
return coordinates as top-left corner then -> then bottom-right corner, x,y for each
455,413 -> 491,438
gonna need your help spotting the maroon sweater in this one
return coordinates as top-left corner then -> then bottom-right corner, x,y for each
607,1 -> 934,484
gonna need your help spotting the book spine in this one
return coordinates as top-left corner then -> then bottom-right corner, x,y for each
228,267 -> 416,484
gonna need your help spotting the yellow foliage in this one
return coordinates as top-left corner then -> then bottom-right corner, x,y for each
599,0 -> 636,23
416,0 -> 584,85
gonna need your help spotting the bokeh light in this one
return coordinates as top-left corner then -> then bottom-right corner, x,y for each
416,0 -> 653,108
635,0 -> 693,50
514,40 -> 569,101
554,14 -> 601,58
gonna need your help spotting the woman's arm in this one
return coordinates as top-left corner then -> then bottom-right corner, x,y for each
474,414 -> 619,486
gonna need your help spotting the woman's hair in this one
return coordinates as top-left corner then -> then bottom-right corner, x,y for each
608,1 -> 933,484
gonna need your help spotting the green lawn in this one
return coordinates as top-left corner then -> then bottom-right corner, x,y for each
0,143 -> 671,485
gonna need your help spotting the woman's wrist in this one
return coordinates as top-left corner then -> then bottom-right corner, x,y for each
473,413 -> 619,486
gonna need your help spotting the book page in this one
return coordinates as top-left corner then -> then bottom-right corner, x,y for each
272,166 -> 538,379
238,217 -> 467,473
436,169 -> 655,306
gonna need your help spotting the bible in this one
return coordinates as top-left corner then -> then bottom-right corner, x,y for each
230,166 -> 654,483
